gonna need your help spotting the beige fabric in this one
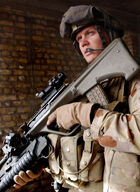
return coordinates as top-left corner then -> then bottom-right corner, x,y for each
68,181 -> 103,192
46,130 -> 104,189
61,132 -> 82,181
79,129 -> 104,182
90,74 -> 140,192
47,134 -> 60,175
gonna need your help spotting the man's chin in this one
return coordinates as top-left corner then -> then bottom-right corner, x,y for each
85,53 -> 101,63
85,56 -> 96,63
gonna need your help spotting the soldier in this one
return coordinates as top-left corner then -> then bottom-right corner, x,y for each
14,5 -> 140,192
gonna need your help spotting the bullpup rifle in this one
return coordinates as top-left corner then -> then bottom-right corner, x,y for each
0,38 -> 139,191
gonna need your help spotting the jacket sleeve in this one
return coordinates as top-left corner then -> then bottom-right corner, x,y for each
90,74 -> 140,154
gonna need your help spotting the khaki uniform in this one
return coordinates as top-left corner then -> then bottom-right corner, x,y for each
90,74 -> 140,192
46,74 -> 140,192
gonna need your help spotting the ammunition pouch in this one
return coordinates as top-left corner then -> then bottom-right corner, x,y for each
46,130 -> 104,188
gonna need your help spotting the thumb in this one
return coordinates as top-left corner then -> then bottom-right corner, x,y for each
47,110 -> 56,126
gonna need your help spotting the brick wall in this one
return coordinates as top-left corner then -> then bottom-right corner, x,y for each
0,6 -> 139,192
123,30 -> 140,61
0,7 -> 86,192
0,7 -> 86,143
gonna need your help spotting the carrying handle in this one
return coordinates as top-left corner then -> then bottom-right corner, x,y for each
46,124 -> 81,136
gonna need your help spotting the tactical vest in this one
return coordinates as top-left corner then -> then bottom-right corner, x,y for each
45,77 -> 128,191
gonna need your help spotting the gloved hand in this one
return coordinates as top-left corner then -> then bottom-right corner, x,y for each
13,169 -> 42,189
47,102 -> 93,130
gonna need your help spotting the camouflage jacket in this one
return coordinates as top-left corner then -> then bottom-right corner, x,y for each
91,74 -> 140,192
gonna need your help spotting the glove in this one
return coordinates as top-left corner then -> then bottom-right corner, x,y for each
13,169 -> 42,189
47,102 -> 93,130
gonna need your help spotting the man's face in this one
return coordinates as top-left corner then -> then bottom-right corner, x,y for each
76,26 -> 103,63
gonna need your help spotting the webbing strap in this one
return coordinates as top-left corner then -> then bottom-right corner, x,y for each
54,141 -> 100,175
118,78 -> 125,102
107,78 -> 126,111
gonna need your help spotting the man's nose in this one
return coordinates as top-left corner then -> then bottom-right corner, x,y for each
81,37 -> 89,47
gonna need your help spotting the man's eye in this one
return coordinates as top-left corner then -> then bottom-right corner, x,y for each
76,36 -> 82,42
88,31 -> 94,35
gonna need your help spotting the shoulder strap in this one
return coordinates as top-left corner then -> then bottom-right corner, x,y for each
107,78 -> 126,111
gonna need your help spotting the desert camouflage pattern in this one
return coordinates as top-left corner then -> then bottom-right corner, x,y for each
68,74 -> 140,192
90,74 -> 140,192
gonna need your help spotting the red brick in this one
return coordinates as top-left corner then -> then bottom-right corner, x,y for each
13,70 -> 28,76
17,106 -> 31,113
0,108 -> 6,114
1,50 -> 10,56
0,44 -> 13,50
1,13 -> 8,19
0,63 -> 8,68
9,76 -> 17,81
18,95 -> 27,100
35,19 -> 41,24
32,36 -> 44,41
0,95 -> 16,101
4,88 -> 12,94
2,57 -> 14,63
0,20 -> 13,26
20,114 -> 29,120
18,58 -> 28,64
0,32 -> 13,38
12,51 -> 19,57
12,101 -> 21,106
6,107 -> 17,114
34,71 -> 45,76
47,59 -> 60,65
2,115 -> 12,121
0,121 -> 16,128
18,16 -> 25,22
0,69 -> 12,75
32,24 -> 45,30
15,23 -> 25,28
11,15 -> 17,20
15,35 -> 27,40
15,46 -> 27,51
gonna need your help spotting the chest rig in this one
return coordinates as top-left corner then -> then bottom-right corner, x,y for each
45,76 -> 128,190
